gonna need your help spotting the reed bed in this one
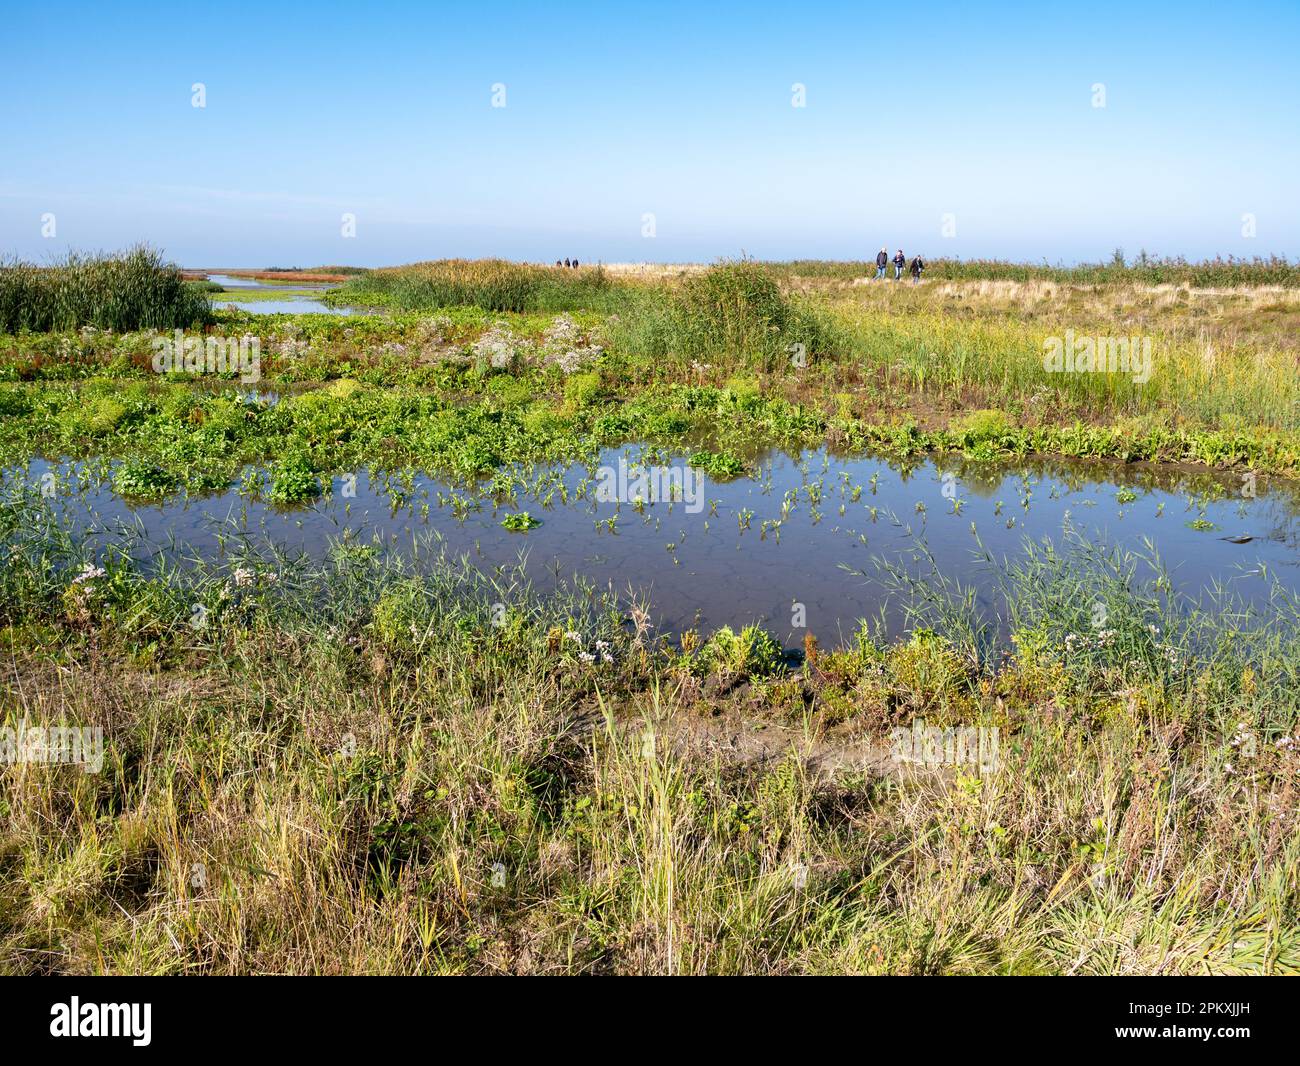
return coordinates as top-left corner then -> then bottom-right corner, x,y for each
0,246 -> 212,333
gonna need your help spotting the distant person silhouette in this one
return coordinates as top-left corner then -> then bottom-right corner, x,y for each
571,258 -> 580,268
875,247 -> 888,280
910,255 -> 924,284
564,258 -> 572,268
555,260 -> 563,267
893,249 -> 906,280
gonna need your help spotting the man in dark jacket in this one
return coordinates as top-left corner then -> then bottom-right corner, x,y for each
893,250 -> 906,280
910,255 -> 924,284
875,247 -> 888,280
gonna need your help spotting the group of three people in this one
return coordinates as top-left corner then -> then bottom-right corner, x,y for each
875,247 -> 925,283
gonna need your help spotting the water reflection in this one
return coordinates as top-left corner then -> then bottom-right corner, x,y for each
9,447 -> 1299,644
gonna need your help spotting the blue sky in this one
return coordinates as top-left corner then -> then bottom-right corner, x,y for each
2,0 -> 1296,266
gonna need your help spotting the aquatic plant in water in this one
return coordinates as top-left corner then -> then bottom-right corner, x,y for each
501,511 -> 542,531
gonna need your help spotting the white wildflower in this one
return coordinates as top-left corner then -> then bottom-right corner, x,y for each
72,564 -> 106,585
543,314 -> 579,347
473,323 -> 528,370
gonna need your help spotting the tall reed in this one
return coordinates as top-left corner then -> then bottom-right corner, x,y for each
0,245 -> 211,332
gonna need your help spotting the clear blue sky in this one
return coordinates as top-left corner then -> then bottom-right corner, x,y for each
2,0 -> 1296,266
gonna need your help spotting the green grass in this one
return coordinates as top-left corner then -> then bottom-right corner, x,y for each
618,259 -> 837,370
765,252 -> 1300,287
3,263 -> 1300,500
326,259 -> 838,371
1,355 -> 1298,507
1,485 -> 1297,974
3,255 -> 1299,974
0,246 -> 212,332
327,258 -> 629,313
207,286 -> 323,303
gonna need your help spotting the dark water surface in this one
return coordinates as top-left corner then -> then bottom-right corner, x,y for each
13,445 -> 1300,643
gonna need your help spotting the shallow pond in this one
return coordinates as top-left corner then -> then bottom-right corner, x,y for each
13,446 -> 1300,644
205,274 -> 352,316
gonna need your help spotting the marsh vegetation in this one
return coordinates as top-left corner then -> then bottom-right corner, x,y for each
2,250 -> 1298,974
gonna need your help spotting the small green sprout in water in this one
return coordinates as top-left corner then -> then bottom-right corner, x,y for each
501,512 -> 542,531
1186,517 -> 1218,532
1116,488 -> 1138,504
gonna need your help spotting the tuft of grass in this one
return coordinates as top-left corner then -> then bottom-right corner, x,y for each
0,246 -> 212,332
621,260 -> 838,371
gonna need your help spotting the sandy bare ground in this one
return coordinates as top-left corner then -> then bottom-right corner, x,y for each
601,263 -> 712,279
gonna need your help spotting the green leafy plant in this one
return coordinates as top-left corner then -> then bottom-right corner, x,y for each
689,449 -> 746,479
111,460 -> 175,499
266,455 -> 321,503
700,624 -> 784,678
501,511 -> 542,531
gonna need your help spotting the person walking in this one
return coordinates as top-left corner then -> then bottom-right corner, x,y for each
910,254 -> 924,285
564,258 -> 572,268
571,258 -> 580,268
893,249 -> 906,280
875,246 -> 888,280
